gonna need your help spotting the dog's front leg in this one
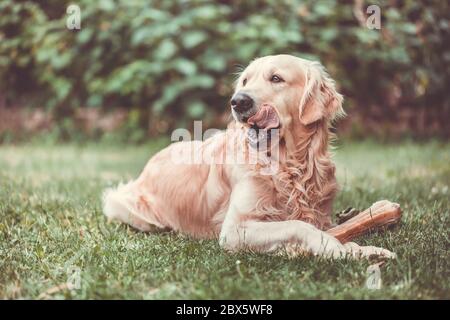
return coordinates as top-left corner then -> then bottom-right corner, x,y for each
220,218 -> 354,259
219,179 -> 395,259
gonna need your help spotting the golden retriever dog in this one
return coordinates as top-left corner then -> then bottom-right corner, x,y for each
103,54 -> 395,259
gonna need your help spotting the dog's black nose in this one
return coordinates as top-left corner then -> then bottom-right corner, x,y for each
231,92 -> 254,113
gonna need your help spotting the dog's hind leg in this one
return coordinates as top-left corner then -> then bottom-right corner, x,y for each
102,182 -> 167,232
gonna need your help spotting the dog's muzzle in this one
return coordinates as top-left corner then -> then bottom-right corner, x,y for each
245,104 -> 281,150
230,92 -> 258,122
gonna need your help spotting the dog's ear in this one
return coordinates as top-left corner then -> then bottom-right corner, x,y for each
298,62 -> 344,126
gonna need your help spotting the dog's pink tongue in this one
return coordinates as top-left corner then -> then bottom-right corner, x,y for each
247,104 -> 279,130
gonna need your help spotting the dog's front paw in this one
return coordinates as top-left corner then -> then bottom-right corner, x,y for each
370,200 -> 401,215
344,242 -> 396,260
361,246 -> 396,260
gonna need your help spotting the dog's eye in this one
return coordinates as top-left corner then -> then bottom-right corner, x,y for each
243,78 -> 247,86
270,75 -> 283,83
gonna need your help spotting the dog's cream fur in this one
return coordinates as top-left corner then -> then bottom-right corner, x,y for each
103,55 -> 394,259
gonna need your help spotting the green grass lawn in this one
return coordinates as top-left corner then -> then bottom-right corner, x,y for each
0,140 -> 449,299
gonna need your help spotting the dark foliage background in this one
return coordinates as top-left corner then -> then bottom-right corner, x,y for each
0,0 -> 449,142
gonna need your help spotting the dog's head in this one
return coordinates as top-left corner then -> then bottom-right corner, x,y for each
231,55 -> 344,149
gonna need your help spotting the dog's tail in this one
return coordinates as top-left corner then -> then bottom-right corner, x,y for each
102,182 -> 164,232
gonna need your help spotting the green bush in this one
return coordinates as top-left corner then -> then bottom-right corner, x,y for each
0,0 -> 448,139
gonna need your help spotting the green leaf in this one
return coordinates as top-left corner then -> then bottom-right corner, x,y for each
131,27 -> 155,46
154,39 -> 177,60
87,94 -> 103,107
99,0 -> 115,11
173,58 -> 197,76
401,23 -> 417,34
190,74 -> 215,88
187,101 -> 206,118
204,53 -> 226,72
182,31 -> 208,49
77,28 -> 94,44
